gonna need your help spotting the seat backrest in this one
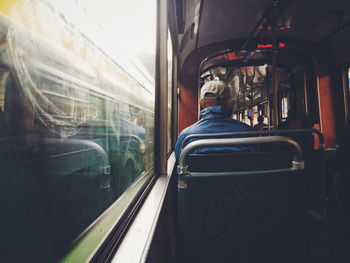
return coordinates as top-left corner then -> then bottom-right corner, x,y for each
303,149 -> 326,211
187,149 -> 326,211
187,151 -> 292,172
178,170 -> 307,263
177,136 -> 307,263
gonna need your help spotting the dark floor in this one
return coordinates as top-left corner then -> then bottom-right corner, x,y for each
309,208 -> 350,263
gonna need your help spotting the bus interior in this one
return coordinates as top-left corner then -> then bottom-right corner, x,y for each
1,0 -> 350,262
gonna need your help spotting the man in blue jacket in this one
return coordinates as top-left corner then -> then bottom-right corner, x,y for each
175,80 -> 253,160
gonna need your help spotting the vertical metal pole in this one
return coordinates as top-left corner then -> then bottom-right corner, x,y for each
155,0 -> 168,176
250,67 -> 255,127
271,5 -> 279,129
172,54 -> 179,150
303,72 -> 309,115
237,91 -> 240,121
342,69 -> 349,122
266,66 -> 271,130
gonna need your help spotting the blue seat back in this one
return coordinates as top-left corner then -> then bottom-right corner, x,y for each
177,136 -> 307,263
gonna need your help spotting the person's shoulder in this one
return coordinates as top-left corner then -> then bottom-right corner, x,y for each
177,122 -> 201,142
179,122 -> 198,135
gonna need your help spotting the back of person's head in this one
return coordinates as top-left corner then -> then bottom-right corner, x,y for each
199,80 -> 231,109
257,115 -> 264,123
200,80 -> 230,100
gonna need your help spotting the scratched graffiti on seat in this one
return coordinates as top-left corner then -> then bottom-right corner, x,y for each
202,179 -> 274,243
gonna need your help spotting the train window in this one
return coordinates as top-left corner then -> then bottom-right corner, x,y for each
281,97 -> 289,119
0,68 -> 7,110
0,0 -> 156,262
251,105 -> 259,126
167,29 -> 173,154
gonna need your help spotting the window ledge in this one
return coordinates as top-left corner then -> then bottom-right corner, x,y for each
111,153 -> 176,263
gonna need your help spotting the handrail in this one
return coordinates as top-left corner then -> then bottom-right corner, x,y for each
181,128 -> 324,151
177,136 -> 304,188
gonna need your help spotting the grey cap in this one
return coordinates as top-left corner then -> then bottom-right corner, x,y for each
200,80 -> 231,100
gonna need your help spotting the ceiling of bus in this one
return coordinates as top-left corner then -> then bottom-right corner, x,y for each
177,0 -> 350,66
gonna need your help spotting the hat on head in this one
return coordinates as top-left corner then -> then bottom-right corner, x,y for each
200,80 -> 231,100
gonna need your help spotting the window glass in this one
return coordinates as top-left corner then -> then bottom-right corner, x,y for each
281,97 -> 289,119
348,67 -> 350,93
0,0 -> 155,262
167,29 -> 173,153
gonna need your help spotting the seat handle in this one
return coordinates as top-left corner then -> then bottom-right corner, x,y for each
178,135 -> 304,177
181,128 -> 324,151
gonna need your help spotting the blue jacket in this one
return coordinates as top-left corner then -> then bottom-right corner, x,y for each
175,106 -> 253,160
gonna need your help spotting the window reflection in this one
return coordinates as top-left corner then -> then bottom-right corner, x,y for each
0,0 -> 155,262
